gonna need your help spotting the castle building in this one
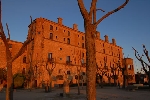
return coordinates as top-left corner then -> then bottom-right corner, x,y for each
0,17 -> 135,87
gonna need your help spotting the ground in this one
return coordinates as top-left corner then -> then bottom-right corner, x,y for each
0,86 -> 150,100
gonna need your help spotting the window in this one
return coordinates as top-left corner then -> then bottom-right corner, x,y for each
50,25 -> 53,30
67,38 -> 70,44
38,32 -> 40,34
58,69 -> 61,73
64,38 -> 65,41
82,53 -> 84,57
82,43 -> 84,48
68,31 -> 70,36
103,49 -> 105,53
56,36 -> 57,39
82,72 -> 85,75
82,36 -> 84,40
60,58 -> 62,60
31,41 -> 34,50
22,68 -> 25,75
56,27 -> 58,30
50,33 -> 53,40
66,56 -> 70,62
67,71 -> 70,75
23,56 -> 26,63
60,48 -> 62,50
48,53 -> 52,60
103,43 -> 104,47
64,30 -> 65,32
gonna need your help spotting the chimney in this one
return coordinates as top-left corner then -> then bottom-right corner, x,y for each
112,38 -> 116,45
96,31 -> 100,39
57,17 -> 63,25
104,35 -> 109,42
73,24 -> 78,31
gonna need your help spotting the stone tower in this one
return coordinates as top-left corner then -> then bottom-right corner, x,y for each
123,58 -> 135,84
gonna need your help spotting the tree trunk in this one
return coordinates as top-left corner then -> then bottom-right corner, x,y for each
148,75 -> 150,89
77,74 -> 80,95
6,62 -> 13,100
85,23 -> 96,100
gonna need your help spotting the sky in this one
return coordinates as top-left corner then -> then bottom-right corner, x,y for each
1,0 -> 150,73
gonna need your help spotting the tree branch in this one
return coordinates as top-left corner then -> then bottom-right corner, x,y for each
11,38 -> 33,62
95,0 -> 129,26
6,23 -> 10,41
89,0 -> 97,23
0,22 -> 11,60
143,44 -> 150,63
77,0 -> 89,21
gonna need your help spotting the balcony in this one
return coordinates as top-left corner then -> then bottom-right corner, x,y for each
66,61 -> 72,65
48,58 -> 54,63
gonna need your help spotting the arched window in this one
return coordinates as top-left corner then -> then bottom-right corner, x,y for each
50,25 -> 53,30
50,33 -> 53,40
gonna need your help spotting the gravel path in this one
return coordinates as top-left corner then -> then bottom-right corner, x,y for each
0,87 -> 150,100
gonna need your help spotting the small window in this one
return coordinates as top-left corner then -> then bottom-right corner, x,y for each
50,25 -> 53,30
23,56 -> 26,63
67,38 -> 70,44
56,36 -> 57,39
22,68 -> 25,75
60,58 -> 62,60
38,32 -> 40,34
82,53 -> 84,57
64,30 -> 65,32
56,27 -> 58,30
103,49 -> 105,53
103,43 -> 104,47
60,48 -> 62,50
82,36 -> 84,40
82,72 -> 85,75
64,38 -> 65,41
66,56 -> 70,62
58,69 -> 61,73
78,35 -> 79,37
50,33 -> 53,40
67,71 -> 70,75
48,53 -> 52,59
68,31 -> 70,36
82,43 -> 84,48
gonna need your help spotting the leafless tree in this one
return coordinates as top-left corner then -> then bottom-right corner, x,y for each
96,63 -> 108,88
0,21 -> 33,100
133,45 -> 150,88
44,58 -> 56,92
77,0 -> 129,99
114,60 -> 127,88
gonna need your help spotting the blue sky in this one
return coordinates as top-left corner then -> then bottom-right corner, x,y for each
1,0 -> 150,73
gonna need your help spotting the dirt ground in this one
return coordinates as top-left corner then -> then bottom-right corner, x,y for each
0,86 -> 150,100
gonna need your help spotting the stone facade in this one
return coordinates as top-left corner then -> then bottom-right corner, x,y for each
0,17 -> 135,87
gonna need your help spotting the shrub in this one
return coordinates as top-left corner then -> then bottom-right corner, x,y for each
13,73 -> 25,89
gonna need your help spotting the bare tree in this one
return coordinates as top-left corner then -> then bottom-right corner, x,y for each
96,63 -> 108,88
0,21 -> 33,100
44,58 -> 56,92
133,45 -> 150,89
114,60 -> 127,88
77,0 -> 129,99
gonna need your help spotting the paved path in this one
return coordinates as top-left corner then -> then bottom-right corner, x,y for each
0,87 -> 150,100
